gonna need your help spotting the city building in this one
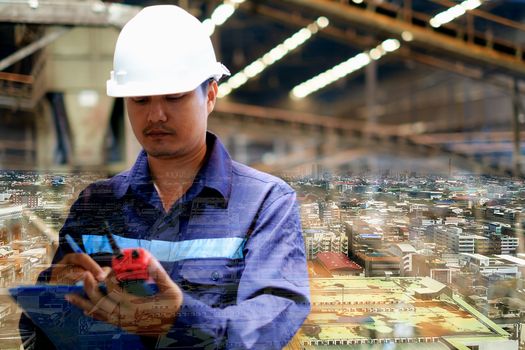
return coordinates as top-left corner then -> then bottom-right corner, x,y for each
492,234 -> 519,255
287,276 -> 517,350
300,202 -> 321,227
315,252 -> 362,276
0,205 -> 24,243
11,193 -> 41,209
485,207 -> 525,229
388,243 -> 417,276
353,251 -> 402,277
0,263 -> 15,288
345,220 -> 384,257
318,201 -> 340,225
303,228 -> 348,260
434,225 -> 518,255
460,253 -> 521,279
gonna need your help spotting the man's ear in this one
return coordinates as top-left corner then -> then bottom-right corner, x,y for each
206,80 -> 218,115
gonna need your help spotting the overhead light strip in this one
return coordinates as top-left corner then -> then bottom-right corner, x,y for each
290,39 -> 401,99
289,0 -> 483,99
430,0 -> 483,28
218,16 -> 330,98
202,0 -> 245,36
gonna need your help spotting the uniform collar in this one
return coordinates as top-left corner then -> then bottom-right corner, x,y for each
116,132 -> 232,205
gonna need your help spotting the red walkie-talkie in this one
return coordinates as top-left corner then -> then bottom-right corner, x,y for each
105,227 -> 158,297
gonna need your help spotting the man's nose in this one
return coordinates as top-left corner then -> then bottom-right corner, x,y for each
147,100 -> 168,123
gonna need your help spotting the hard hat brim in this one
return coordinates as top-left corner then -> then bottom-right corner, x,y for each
106,63 -> 230,97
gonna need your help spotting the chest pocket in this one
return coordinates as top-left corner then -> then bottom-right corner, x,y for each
179,258 -> 244,307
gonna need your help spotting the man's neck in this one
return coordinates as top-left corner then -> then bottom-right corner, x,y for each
148,144 -> 207,212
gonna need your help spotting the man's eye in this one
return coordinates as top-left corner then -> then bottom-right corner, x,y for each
131,97 -> 148,104
166,94 -> 184,101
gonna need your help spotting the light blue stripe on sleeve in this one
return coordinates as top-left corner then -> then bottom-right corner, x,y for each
81,234 -> 245,262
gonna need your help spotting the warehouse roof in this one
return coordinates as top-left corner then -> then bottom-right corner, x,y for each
316,252 -> 362,272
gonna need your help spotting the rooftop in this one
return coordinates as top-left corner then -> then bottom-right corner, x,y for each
316,252 -> 362,272
296,276 -> 513,349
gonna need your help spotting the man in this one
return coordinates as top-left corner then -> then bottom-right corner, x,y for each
19,4 -> 310,349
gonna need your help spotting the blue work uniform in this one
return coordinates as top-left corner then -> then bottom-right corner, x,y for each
19,132 -> 310,349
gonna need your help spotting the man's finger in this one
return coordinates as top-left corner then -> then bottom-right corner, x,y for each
83,272 -> 118,315
63,266 -> 86,283
65,293 -> 98,316
62,253 -> 106,281
104,270 -> 119,291
147,258 -> 177,293
66,294 -> 114,324
50,264 -> 85,284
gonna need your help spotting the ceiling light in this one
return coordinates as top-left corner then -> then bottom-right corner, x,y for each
218,84 -> 232,96
401,31 -> 414,42
461,0 -> 481,11
203,0 -> 245,36
316,16 -> 329,28
228,72 -> 248,88
290,39 -> 397,99
430,0 -> 482,28
28,0 -> 39,9
244,61 -> 266,78
369,48 -> 382,60
381,38 -> 401,52
218,17 -> 329,98
78,90 -> 99,107
211,4 -> 235,26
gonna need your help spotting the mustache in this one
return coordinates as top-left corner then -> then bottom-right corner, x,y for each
143,125 -> 176,135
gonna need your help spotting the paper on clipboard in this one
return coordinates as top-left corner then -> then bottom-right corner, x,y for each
10,285 -> 146,350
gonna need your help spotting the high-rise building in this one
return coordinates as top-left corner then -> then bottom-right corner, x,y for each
319,201 -> 340,225
300,202 -> 321,226
492,234 -> 519,255
303,228 -> 348,260
435,226 -> 494,254
11,194 -> 41,209
345,220 -> 383,257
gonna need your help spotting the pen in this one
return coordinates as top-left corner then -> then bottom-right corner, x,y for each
64,234 -> 88,286
65,234 -> 85,254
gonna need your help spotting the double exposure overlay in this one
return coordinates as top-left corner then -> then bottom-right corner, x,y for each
1,0 -> 525,349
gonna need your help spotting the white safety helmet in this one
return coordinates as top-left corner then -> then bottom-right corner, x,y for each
106,5 -> 230,97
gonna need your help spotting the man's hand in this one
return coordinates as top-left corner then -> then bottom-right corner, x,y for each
49,253 -> 109,285
65,257 -> 183,337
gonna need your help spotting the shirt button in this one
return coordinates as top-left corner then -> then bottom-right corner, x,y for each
211,271 -> 220,281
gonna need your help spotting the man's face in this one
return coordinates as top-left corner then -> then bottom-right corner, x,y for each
125,81 -> 218,159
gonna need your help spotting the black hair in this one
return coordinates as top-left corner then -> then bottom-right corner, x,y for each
200,78 -> 215,93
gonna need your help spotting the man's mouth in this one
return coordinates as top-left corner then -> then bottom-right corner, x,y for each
146,131 -> 171,136
144,128 -> 174,137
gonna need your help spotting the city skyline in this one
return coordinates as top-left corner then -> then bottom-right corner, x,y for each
0,170 -> 524,349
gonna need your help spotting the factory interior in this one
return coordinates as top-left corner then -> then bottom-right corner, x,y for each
0,0 -> 525,349
0,0 -> 523,176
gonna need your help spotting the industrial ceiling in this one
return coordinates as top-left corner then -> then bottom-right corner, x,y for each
0,0 -> 524,175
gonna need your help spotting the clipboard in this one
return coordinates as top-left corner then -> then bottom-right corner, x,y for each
10,284 -> 147,350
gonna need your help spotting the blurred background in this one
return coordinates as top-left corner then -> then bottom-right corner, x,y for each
1,0 -> 525,349
0,0 -> 523,177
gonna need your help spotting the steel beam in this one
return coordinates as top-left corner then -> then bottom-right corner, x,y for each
279,148 -> 372,175
512,78 -> 523,175
0,27 -> 68,72
0,72 -> 33,84
253,4 -> 525,104
282,0 -> 525,77
0,1 -> 141,28
215,100 -> 407,137
214,100 -> 513,175
411,131 -> 525,144
429,0 -> 525,32
448,142 -> 522,154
